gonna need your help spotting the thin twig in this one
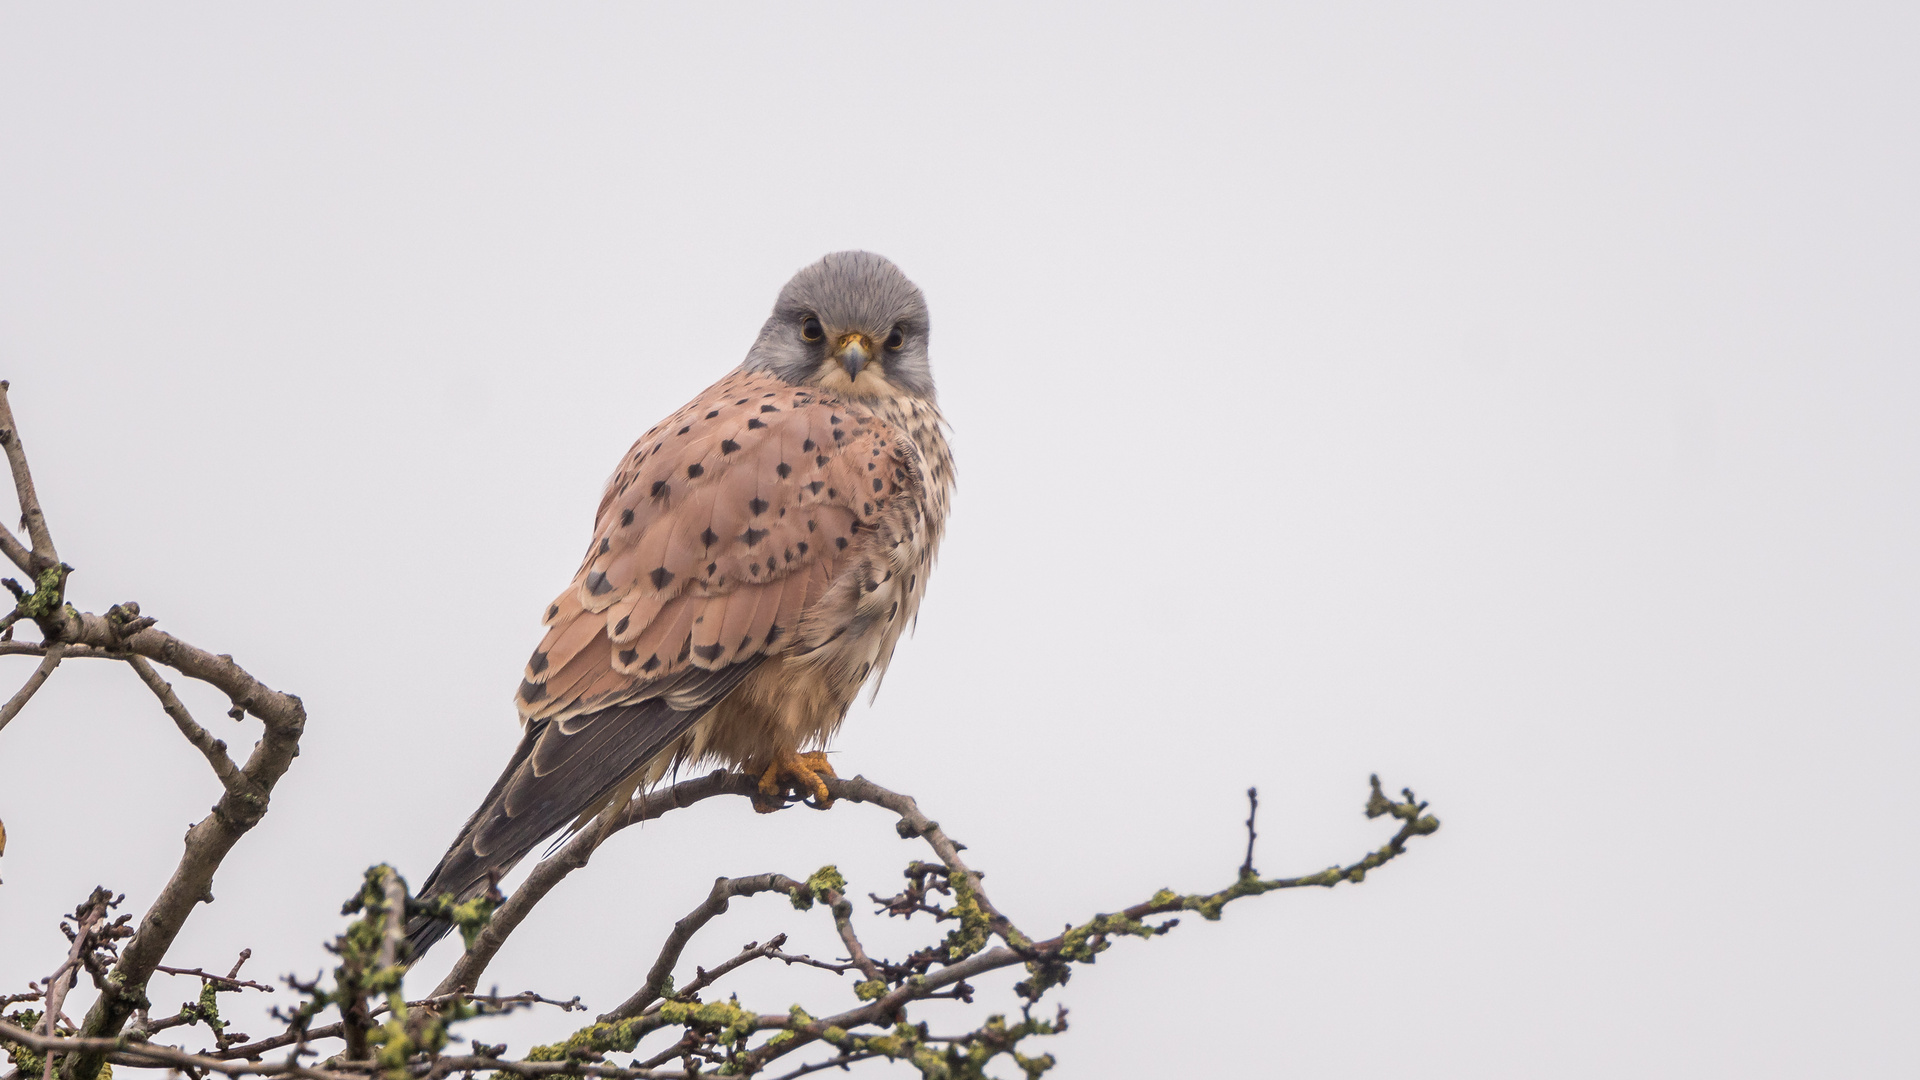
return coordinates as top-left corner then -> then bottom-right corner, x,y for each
125,656 -> 264,804
600,874 -> 808,1022
210,992 -> 581,1061
151,966 -> 276,995
432,770 -> 754,999
731,777 -> 1441,1074
819,888 -> 885,986
765,950 -> 861,977
37,893 -> 111,1080
0,382 -> 56,570
831,776 -> 1031,951
0,642 -> 122,660
1241,786 -> 1260,877
764,1050 -> 882,1080
639,936 -> 787,1016
0,643 -> 63,734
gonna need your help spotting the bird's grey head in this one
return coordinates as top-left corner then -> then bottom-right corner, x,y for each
741,251 -> 935,402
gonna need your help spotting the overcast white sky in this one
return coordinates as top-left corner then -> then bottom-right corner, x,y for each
2,4 -> 1916,1077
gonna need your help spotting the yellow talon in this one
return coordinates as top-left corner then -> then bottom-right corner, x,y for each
754,750 -> 838,812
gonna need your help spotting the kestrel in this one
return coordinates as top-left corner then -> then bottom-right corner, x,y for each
407,252 -> 953,956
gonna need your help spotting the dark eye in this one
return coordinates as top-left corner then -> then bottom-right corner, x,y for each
800,316 -> 824,342
885,326 -> 905,350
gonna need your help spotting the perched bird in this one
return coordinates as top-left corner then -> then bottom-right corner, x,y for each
407,252 -> 954,957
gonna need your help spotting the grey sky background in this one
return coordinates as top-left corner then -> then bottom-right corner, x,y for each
2,4 -> 1915,1076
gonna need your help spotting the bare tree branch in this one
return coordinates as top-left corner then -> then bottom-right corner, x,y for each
600,875 -> 809,1023
2,1021 -> 700,1080
435,767 -> 1028,1000
829,775 -> 1030,951
0,388 -> 313,1080
206,993 -> 579,1063
817,884 -> 884,989
64,620 -> 307,1079
149,963 -> 274,996
124,656 -> 263,803
417,773 -> 1437,1078
31,891 -> 116,1080
762,1050 -> 883,1080
0,383 -> 56,572
7,772 -> 1436,1080
720,775 -> 1438,1075
0,643 -> 63,735
0,516 -> 30,576
1241,786 -> 1260,877
430,770 -> 757,998
0,643 -> 119,660
644,936 -> 790,1015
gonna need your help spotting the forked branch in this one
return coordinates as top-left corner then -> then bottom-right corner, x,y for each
0,383 -> 309,1080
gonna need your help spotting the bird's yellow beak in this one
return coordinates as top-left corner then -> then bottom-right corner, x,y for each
833,334 -> 872,380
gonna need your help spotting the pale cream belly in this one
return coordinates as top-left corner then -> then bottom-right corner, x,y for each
667,661 -> 845,778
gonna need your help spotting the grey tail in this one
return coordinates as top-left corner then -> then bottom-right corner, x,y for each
404,660 -> 763,965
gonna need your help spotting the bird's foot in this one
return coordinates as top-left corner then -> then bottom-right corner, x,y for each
754,750 -> 838,813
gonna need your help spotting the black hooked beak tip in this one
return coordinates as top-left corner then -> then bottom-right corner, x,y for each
835,334 -> 872,379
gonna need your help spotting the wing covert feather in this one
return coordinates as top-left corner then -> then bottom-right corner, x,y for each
516,370 -> 914,724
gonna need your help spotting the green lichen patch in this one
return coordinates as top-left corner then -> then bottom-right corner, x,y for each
1,1009 -> 44,1075
941,876 -> 991,961
518,996 -> 760,1074
823,1012 -> 1064,1080
17,564 -> 68,620
414,890 -> 498,952
807,865 -> 847,896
